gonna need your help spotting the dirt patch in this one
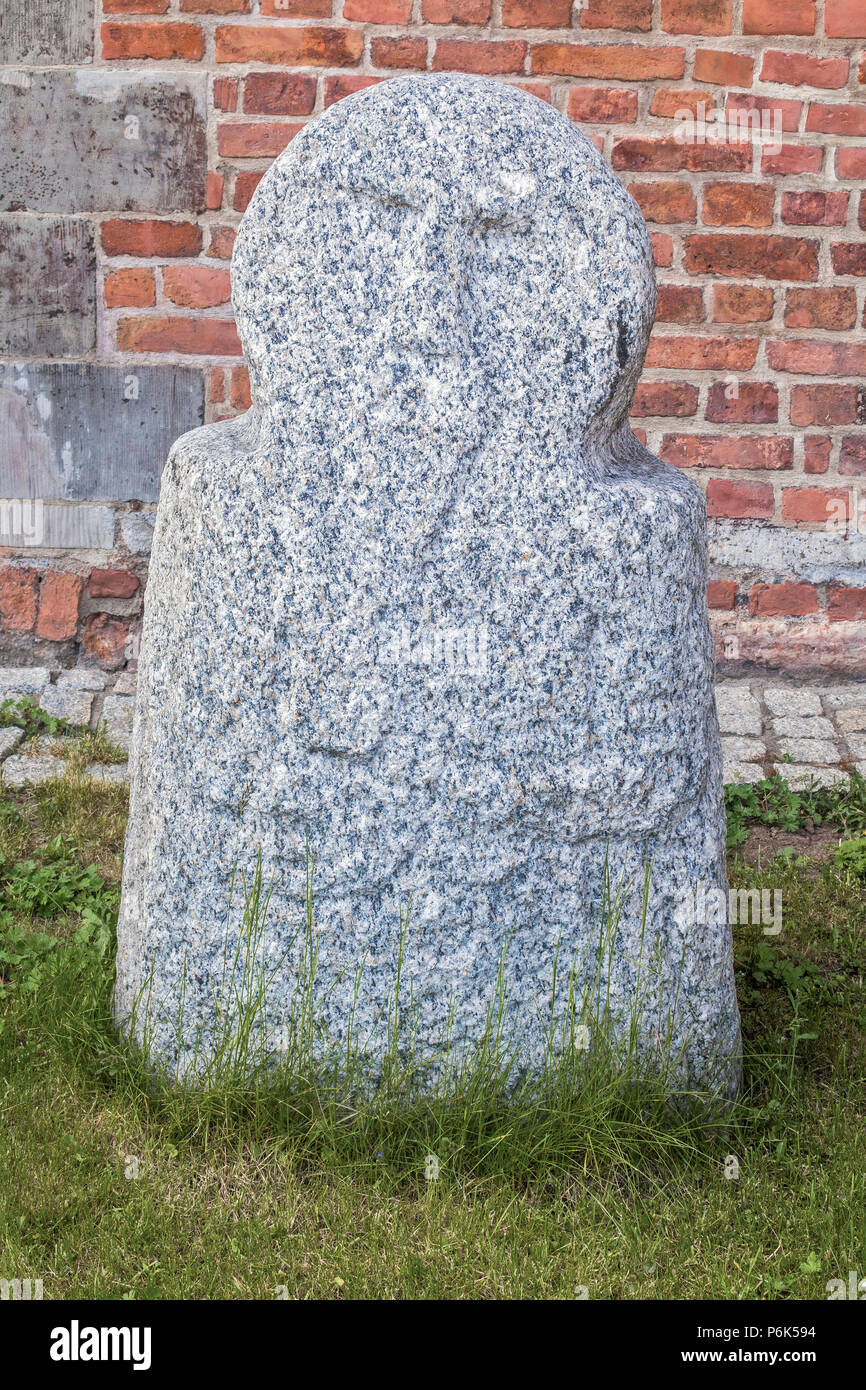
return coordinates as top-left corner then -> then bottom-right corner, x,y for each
738,823 -> 842,871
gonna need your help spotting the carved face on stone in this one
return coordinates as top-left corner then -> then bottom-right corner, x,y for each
232,74 -> 656,476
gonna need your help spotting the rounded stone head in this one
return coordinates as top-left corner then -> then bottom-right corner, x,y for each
233,73 -> 656,463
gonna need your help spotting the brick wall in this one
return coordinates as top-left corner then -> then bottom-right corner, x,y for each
1,0 -> 865,674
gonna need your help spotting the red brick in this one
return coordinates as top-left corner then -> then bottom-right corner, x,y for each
785,287 -> 857,330
101,219 -> 202,258
804,436 -> 831,474
345,0 -> 411,18
515,82 -> 552,101
433,40 -> 526,73
101,21 -> 204,59
104,268 -> 155,308
0,566 -> 38,634
760,49 -> 848,88
825,0 -> 866,37
209,369 -> 226,403
104,0 -> 169,10
683,234 -> 818,280
371,37 -> 427,68
749,582 -> 818,617
790,384 -> 858,427
708,580 -> 737,610
630,381 -> 699,415
649,88 -> 717,118
768,340 -> 866,375
181,0 -> 248,9
660,434 -> 792,469
216,25 -> 364,65
205,172 -> 224,210
89,569 -> 140,599
836,147 -> 866,177
628,180 -> 695,222
861,54 -> 866,84
244,72 -> 316,114
324,75 -> 387,105
655,284 -> 704,321
828,587 -> 866,622
531,44 -> 684,79
502,0 -> 572,23
568,88 -> 638,123
234,170 -> 265,212
762,145 -> 823,174
832,244 -> 866,276
162,266 -> 232,308
742,0 -> 815,35
36,572 -> 83,642
726,93 -> 802,134
702,182 -> 774,228
579,0 -> 652,30
81,615 -> 129,671
706,381 -> 778,424
840,437 -> 866,475
660,0 -> 730,31
259,0 -> 331,11
806,103 -> 866,136
706,479 -> 774,518
209,225 -> 237,259
861,192 -> 866,230
712,284 -> 773,322
644,335 -> 757,369
230,367 -> 252,410
611,138 -> 751,172
218,122 -> 302,157
781,191 -> 848,226
651,233 -> 673,266
782,486 -> 848,523
117,316 -> 242,355
693,49 -> 753,85
422,0 -> 489,20
214,77 -> 238,111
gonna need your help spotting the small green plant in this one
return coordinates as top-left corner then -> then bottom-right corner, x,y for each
0,695 -> 72,739
834,834 -> 866,878
725,771 -> 866,850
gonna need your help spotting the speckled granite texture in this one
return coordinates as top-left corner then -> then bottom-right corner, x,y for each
115,74 -> 740,1096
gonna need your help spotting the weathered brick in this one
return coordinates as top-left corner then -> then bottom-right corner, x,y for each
827,587 -> 866,621
101,21 -> 204,60
244,72 -> 317,114
162,266 -> 232,308
627,181 -> 695,222
760,49 -> 848,88
182,0 -> 250,11
781,191 -> 848,226
422,0 -> 489,20
706,480 -> 774,518
104,268 -> 156,308
234,171 -> 265,212
790,384 -> 859,427
117,316 -> 242,356
230,367 -> 252,410
0,566 -> 38,634
836,147 -> 866,178
102,219 -> 202,257
742,0 -> 815,35
693,49 -> 753,85
259,0 -> 331,12
655,284 -> 704,321
660,434 -> 792,469
206,172 -> 224,210
0,216 -> 95,355
840,437 -> 866,475
651,234 -> 673,266
726,92 -> 802,132
768,340 -> 866,375
579,0 -> 652,28
706,381 -> 778,424
611,138 -> 751,171
433,40 -> 526,73
531,44 -> 684,79
502,0 -> 572,23
683,234 -> 818,280
712,284 -> 773,322
749,583 -> 818,617
806,103 -> 866,136
804,437 -> 832,473
213,76 -> 238,111
371,37 -> 427,68
216,25 -> 364,65
36,572 -> 83,642
649,88 -> 716,118
660,0 -> 730,32
702,182 -> 774,228
81,615 -> 130,671
708,580 -> 737,610
89,569 -> 140,599
0,363 -> 204,503
0,0 -> 93,63
324,75 -> 387,106
831,244 -> 866,276
209,225 -> 237,259
644,336 -> 757,369
218,122 -> 302,157
568,88 -> 638,123
762,145 -> 823,174
825,0 -> 866,37
785,287 -> 857,330
782,487 -> 850,523
630,381 -> 699,415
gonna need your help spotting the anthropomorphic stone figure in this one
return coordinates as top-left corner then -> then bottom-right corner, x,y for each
115,74 -> 740,1096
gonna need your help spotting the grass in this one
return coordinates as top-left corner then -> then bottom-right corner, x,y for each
0,757 -> 863,1300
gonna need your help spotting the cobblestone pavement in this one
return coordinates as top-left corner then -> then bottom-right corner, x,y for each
1,666 -> 866,791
